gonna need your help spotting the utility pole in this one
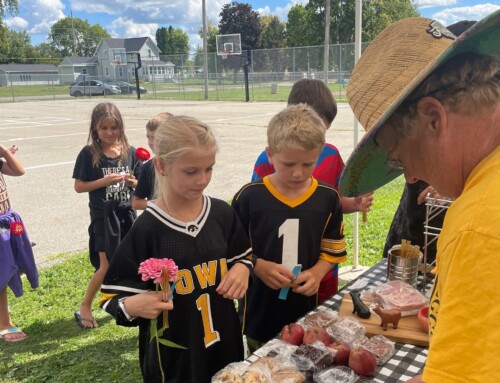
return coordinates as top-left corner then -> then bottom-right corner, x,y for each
71,10 -> 76,56
323,0 -> 331,84
202,0 -> 209,99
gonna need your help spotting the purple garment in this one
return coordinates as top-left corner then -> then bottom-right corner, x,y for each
0,209 -> 38,297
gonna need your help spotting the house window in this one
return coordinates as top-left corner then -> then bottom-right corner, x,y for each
106,67 -> 109,77
119,67 -> 123,77
148,49 -> 152,58
149,67 -> 153,74
82,68 -> 87,74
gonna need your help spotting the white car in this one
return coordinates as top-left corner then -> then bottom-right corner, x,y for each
69,80 -> 121,96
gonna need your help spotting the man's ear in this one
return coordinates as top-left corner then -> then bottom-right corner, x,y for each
265,147 -> 274,165
416,97 -> 448,135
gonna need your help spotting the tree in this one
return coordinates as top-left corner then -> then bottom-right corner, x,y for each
47,17 -> 110,57
155,26 -> 189,56
287,0 -> 419,46
0,0 -> 19,53
198,22 -> 219,53
286,4 -> 323,48
0,29 -> 40,63
260,15 -> 286,49
219,2 -> 262,50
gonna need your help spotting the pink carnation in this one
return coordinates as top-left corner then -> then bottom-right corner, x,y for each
138,258 -> 179,284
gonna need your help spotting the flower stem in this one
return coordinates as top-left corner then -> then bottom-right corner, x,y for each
162,267 -> 169,329
155,332 -> 166,382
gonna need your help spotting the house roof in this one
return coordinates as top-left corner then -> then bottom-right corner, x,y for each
64,57 -> 98,65
142,59 -> 175,67
102,37 -> 149,52
0,64 -> 58,73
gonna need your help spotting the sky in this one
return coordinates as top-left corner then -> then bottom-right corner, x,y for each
4,0 -> 500,52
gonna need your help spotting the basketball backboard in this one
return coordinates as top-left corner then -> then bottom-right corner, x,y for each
216,34 -> 242,55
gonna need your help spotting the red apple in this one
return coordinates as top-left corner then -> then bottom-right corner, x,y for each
418,306 -> 429,332
280,323 -> 304,345
303,326 -> 331,346
348,347 -> 377,376
328,341 -> 351,366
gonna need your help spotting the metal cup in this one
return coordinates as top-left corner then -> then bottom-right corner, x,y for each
387,244 -> 422,287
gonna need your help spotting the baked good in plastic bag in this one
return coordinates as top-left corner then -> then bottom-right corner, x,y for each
327,317 -> 366,344
250,356 -> 283,374
313,366 -> 358,383
302,308 -> 338,328
258,339 -> 299,366
359,335 -> 395,365
361,280 -> 427,316
212,362 -> 247,382
271,368 -> 306,383
292,341 -> 334,373
241,369 -> 269,383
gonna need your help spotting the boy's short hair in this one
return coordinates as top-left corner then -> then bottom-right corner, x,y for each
146,112 -> 173,132
267,104 -> 326,154
287,79 -> 337,127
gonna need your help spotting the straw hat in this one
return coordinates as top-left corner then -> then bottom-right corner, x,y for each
339,10 -> 500,197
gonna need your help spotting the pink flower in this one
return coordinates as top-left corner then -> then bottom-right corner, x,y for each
138,258 -> 178,284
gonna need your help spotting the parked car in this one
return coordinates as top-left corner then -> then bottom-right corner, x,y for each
69,80 -> 121,97
110,81 -> 148,94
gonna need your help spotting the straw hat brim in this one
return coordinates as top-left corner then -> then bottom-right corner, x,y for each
339,10 -> 500,197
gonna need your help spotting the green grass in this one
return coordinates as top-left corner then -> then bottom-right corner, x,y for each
0,176 -> 404,382
0,82 -> 347,103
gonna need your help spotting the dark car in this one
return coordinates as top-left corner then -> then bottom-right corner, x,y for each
111,81 -> 148,94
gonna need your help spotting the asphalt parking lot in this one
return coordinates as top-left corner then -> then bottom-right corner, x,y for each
1,98 -> 361,267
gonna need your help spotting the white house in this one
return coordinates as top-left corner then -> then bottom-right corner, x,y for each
94,37 -> 174,82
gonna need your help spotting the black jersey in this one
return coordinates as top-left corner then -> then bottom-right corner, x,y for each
72,146 -> 142,220
134,159 -> 155,200
232,176 -> 347,342
101,196 -> 253,383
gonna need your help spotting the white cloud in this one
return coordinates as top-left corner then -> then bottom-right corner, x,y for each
256,0 -> 309,20
416,0 -> 457,9
7,0 -> 65,36
4,16 -> 29,30
108,17 -> 158,41
430,3 -> 500,24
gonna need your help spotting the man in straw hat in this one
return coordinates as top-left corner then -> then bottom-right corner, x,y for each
339,11 -> 499,383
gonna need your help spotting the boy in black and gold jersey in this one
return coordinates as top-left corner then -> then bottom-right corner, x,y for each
232,104 -> 347,352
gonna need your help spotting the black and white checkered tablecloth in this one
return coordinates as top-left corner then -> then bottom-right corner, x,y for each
246,259 -> 433,383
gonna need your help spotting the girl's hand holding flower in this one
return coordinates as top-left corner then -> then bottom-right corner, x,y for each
122,292 -> 174,320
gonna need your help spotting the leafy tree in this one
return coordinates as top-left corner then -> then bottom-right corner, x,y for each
0,0 -> 19,52
155,26 -> 189,56
47,17 -> 110,57
287,0 -> 419,46
286,6 -> 310,48
198,22 -> 219,53
219,2 -> 262,50
260,15 -> 286,49
286,4 -> 323,48
0,29 -> 40,63
35,42 -> 61,60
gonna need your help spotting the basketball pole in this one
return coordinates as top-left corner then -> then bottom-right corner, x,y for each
202,0 -> 209,100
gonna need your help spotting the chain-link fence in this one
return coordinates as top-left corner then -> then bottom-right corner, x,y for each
0,43 -> 368,102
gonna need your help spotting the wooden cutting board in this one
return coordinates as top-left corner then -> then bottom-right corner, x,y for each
338,293 -> 429,347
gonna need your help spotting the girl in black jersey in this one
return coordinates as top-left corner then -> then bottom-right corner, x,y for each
73,102 -> 140,329
101,116 -> 253,383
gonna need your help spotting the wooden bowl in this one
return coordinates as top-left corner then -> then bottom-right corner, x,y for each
418,306 -> 429,332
